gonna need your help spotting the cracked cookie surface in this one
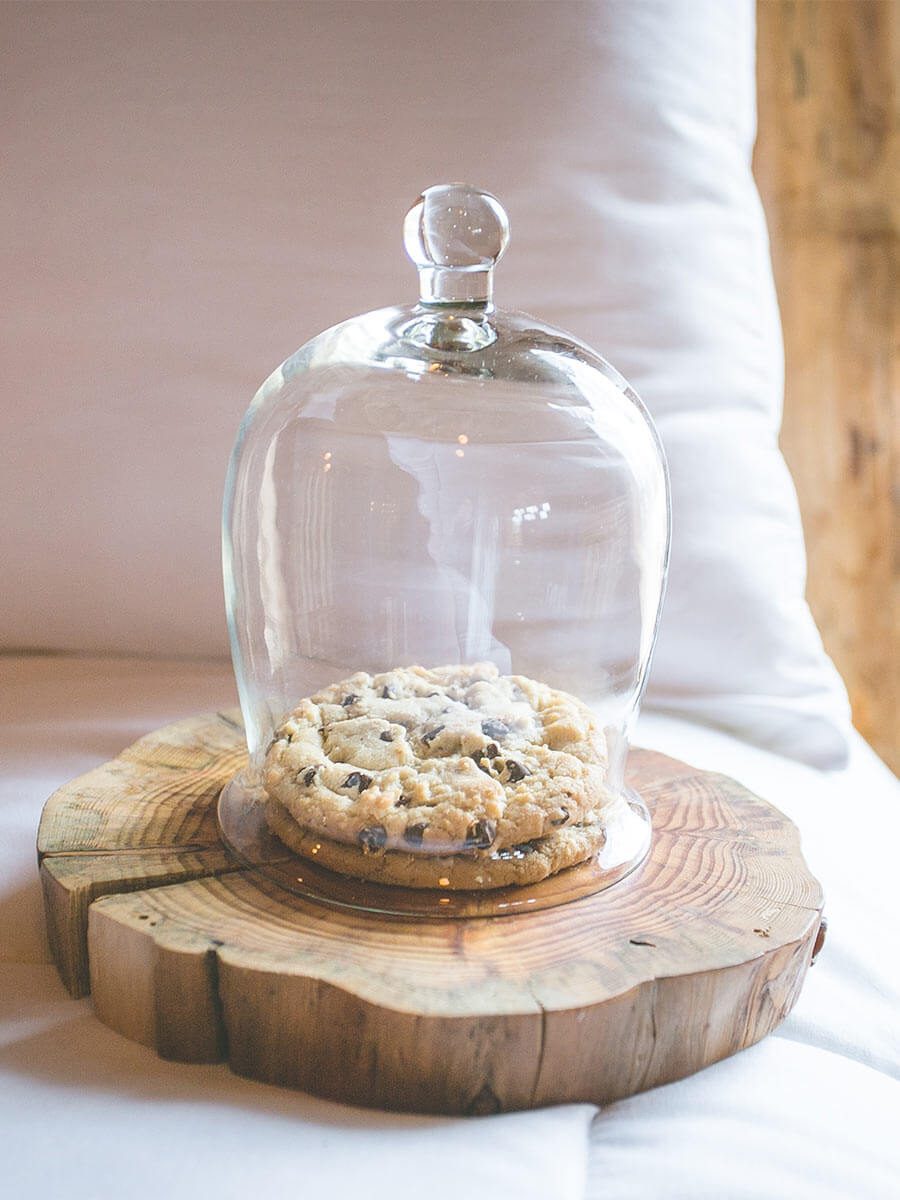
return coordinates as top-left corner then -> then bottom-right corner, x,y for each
263,663 -> 614,858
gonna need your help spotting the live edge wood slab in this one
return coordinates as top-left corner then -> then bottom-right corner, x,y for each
37,710 -> 824,1115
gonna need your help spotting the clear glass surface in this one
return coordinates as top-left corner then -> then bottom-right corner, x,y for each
221,185 -> 670,901
216,771 -> 652,917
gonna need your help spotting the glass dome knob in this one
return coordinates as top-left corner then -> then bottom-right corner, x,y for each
403,183 -> 510,305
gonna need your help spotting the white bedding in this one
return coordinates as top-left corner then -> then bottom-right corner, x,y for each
2,655 -> 897,1199
0,0 -> 851,767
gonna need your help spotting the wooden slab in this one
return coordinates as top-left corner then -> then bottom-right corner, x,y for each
37,711 -> 825,1114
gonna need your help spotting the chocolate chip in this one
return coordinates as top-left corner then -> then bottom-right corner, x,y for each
301,766 -> 317,787
428,692 -> 441,698
395,794 -> 413,807
471,752 -> 493,775
379,731 -> 393,742
380,685 -> 396,699
481,719 -> 509,740
464,819 -> 496,850
343,772 -> 372,792
485,742 -> 500,758
357,825 -> 387,854
495,839 -> 537,860
421,724 -> 444,745
341,694 -> 359,707
550,806 -> 570,826
405,823 -> 427,847
505,760 -> 528,783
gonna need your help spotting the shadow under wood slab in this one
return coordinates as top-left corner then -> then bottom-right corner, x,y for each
37,711 -> 824,1114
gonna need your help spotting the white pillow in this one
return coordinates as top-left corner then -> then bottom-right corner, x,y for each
0,0 -> 849,765
518,0 -> 852,767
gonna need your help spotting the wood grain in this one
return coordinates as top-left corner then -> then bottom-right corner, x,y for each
755,0 -> 899,770
38,711 -> 823,1113
37,710 -> 246,996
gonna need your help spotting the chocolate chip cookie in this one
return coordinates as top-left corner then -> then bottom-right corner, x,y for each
262,663 -> 614,862
266,800 -> 609,889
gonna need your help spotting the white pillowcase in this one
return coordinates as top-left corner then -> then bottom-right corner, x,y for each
0,0 -> 849,765
528,0 -> 852,766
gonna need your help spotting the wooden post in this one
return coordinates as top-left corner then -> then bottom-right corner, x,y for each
754,0 -> 899,770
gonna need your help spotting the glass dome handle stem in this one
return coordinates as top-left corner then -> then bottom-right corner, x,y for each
403,184 -> 510,308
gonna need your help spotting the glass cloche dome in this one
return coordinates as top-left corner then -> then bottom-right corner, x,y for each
218,184 -> 670,916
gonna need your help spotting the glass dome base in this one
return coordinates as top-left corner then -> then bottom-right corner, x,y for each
217,773 -> 652,919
